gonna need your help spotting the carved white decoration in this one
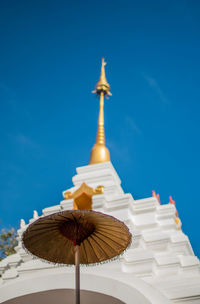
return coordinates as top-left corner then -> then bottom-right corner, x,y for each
33,210 -> 38,219
20,219 -> 25,228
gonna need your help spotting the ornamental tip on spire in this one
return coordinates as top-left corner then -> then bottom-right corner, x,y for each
89,58 -> 111,164
92,58 -> 112,97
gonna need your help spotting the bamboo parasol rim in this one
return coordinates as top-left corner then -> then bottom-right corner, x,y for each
22,209 -> 132,266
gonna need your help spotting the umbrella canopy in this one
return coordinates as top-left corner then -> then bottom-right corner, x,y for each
22,210 -> 131,265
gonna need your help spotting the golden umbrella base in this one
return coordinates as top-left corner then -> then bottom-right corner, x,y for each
22,210 -> 132,304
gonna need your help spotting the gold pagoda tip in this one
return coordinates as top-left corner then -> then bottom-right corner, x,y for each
89,58 -> 111,164
92,58 -> 112,97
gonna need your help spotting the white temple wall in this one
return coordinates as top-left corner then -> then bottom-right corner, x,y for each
0,162 -> 199,303
0,269 -> 172,304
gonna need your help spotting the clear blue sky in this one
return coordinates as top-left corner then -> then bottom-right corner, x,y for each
0,0 -> 200,255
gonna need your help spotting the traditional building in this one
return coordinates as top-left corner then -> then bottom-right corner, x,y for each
0,59 -> 200,304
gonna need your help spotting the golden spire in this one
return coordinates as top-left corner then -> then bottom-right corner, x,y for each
89,58 -> 111,164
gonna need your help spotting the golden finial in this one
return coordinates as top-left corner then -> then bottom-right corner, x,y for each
89,58 -> 111,164
92,58 -> 112,97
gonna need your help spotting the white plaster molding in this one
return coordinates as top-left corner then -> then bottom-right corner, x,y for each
42,204 -> 61,215
2,269 -> 18,280
20,219 -> 25,228
0,269 -> 172,304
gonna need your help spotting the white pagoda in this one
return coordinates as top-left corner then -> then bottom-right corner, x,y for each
0,59 -> 200,304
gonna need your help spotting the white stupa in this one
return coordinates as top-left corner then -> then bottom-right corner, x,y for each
0,59 -> 200,304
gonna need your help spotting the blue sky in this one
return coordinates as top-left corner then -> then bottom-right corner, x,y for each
0,0 -> 200,255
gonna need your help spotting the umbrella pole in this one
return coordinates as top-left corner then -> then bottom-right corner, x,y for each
74,245 -> 80,304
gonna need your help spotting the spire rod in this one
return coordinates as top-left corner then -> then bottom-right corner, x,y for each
89,58 -> 111,164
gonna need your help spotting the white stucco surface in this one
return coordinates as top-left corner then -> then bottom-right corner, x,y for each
0,162 -> 200,303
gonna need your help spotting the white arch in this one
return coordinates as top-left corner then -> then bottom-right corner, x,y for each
0,270 -> 172,304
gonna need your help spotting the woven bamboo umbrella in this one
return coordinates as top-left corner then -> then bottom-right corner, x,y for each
22,209 -> 131,304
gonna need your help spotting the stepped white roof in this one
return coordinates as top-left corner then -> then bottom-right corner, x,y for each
0,162 -> 200,303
